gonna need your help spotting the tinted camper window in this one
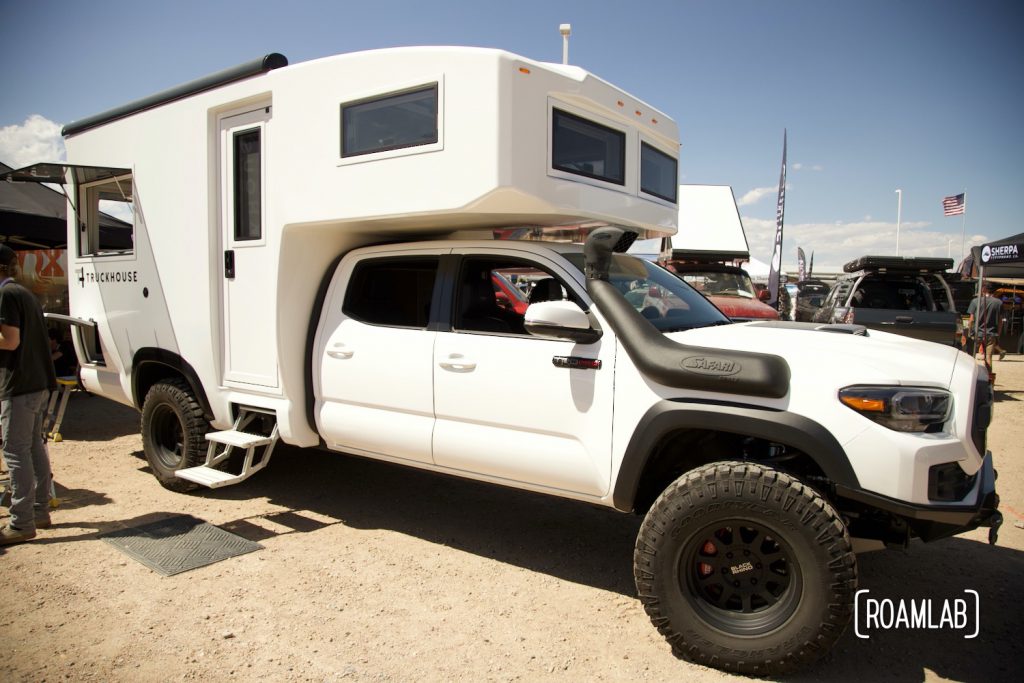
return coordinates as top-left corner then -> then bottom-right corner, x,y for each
640,142 -> 677,203
341,84 -> 439,158
552,109 -> 625,186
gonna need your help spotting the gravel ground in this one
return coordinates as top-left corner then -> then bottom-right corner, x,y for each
2,357 -> 1023,682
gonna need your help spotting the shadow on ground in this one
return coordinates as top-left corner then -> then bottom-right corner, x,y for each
53,391 -> 140,441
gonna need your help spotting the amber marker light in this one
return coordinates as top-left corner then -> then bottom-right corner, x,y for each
840,395 -> 886,412
518,67 -> 531,74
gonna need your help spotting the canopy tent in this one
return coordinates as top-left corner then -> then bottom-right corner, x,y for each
0,161 -> 131,249
959,232 -> 1024,280
968,233 -> 1024,358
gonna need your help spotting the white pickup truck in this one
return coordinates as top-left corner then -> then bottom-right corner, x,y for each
4,47 -> 1000,675
298,228 -> 997,675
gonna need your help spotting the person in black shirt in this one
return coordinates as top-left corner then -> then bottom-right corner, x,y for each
0,245 -> 58,545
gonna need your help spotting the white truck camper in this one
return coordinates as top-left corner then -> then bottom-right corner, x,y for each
4,48 -> 1001,675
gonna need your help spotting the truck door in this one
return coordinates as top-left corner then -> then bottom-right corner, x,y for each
314,251 -> 440,464
219,106 -> 278,388
432,249 -> 615,497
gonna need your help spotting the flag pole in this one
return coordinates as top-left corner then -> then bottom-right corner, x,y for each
960,187 -> 968,264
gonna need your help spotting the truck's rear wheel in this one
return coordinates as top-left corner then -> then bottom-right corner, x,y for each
141,378 -> 209,492
634,461 -> 856,675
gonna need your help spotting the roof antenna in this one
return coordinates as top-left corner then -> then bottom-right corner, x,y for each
559,24 -> 571,65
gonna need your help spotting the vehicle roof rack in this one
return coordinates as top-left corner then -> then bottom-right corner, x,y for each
843,255 -> 953,274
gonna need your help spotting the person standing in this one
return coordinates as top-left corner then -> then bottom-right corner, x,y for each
0,245 -> 57,545
962,281 -> 1005,365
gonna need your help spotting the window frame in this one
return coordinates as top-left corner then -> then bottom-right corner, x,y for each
76,172 -> 135,259
550,107 -> 628,188
338,79 -> 444,164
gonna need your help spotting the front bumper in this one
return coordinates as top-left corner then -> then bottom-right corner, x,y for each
836,451 -> 1001,543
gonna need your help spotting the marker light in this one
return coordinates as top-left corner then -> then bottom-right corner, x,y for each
838,386 -> 951,432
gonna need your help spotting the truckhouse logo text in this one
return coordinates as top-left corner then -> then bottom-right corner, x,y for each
854,589 -> 980,639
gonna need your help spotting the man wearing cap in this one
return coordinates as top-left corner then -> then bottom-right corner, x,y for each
0,245 -> 58,545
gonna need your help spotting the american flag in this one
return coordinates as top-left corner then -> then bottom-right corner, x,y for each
942,193 -> 965,216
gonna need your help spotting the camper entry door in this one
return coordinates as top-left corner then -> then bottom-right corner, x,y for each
219,106 -> 279,389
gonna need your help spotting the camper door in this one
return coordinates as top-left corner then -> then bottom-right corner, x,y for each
220,106 -> 278,388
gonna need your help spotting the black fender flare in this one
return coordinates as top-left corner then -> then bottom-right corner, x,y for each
611,400 -> 860,512
131,348 -> 214,421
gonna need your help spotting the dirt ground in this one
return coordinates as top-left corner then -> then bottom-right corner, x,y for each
2,358 -> 1023,683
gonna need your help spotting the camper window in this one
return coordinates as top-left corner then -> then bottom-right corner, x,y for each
551,109 -> 626,186
640,142 -> 677,203
343,257 -> 439,328
78,173 -> 134,257
341,84 -> 439,158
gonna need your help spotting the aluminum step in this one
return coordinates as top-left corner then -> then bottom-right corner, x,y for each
175,465 -> 248,488
205,429 -> 273,449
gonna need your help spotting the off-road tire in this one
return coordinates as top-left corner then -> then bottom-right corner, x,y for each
634,461 -> 856,675
140,378 -> 209,492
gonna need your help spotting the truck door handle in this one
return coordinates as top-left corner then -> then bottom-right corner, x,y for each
327,343 -> 354,359
894,316 -> 913,323
439,354 -> 476,372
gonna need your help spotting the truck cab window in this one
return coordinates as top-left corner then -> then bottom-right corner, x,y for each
343,258 -> 438,328
455,258 -> 573,335
78,174 -> 134,256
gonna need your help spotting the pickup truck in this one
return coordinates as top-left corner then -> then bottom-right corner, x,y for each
812,256 -> 959,345
289,230 -> 1001,674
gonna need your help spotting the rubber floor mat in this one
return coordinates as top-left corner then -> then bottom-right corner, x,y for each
101,515 -> 262,576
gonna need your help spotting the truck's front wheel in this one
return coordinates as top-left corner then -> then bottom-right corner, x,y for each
141,378 -> 209,492
634,461 -> 856,675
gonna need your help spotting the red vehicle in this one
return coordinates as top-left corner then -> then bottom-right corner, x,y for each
667,262 -> 780,321
491,270 -> 530,315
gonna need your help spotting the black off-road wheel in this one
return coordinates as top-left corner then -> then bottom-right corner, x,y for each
140,378 -> 209,492
634,462 -> 856,676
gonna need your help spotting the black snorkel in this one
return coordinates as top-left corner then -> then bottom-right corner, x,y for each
584,227 -> 791,399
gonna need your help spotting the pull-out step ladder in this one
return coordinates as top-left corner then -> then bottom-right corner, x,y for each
175,407 -> 279,489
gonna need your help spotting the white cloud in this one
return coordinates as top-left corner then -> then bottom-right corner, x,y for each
741,215 -> 984,273
792,163 -> 803,171
791,162 -> 823,172
737,186 -> 778,206
0,115 -> 66,168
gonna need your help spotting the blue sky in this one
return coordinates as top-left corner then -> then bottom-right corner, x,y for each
1,0 -> 1021,271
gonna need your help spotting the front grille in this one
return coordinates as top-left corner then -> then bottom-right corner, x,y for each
928,462 -> 977,502
971,376 -> 993,456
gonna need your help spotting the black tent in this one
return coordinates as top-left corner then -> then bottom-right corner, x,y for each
0,161 -> 131,249
959,232 -> 1024,279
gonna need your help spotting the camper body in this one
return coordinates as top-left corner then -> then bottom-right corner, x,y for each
5,48 -> 1000,675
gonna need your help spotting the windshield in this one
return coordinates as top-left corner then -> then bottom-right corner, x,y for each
564,253 -> 730,331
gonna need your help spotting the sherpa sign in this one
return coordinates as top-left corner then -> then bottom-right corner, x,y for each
981,243 -> 1021,264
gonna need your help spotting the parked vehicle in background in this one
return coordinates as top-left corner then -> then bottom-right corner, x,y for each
671,262 -> 780,321
794,278 -> 831,322
812,256 -> 959,345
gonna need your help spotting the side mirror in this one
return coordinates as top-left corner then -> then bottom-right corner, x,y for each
757,289 -> 771,302
524,300 -> 602,344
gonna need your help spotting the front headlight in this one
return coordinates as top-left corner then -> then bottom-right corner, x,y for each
839,386 -> 951,433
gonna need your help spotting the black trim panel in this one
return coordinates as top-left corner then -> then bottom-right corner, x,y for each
132,348 -> 214,420
612,400 -> 859,511
63,53 -> 288,137
305,254 -> 346,439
